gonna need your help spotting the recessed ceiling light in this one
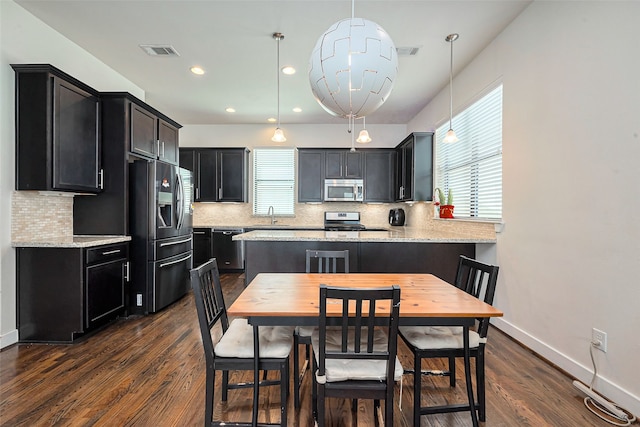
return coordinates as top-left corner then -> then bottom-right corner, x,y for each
190,66 -> 205,75
293,107 -> 302,113
267,117 -> 277,123
282,66 -> 296,75
225,107 -> 236,113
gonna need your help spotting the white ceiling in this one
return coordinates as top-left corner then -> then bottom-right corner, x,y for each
15,0 -> 531,126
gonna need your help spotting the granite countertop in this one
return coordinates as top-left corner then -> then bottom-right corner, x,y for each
232,227 -> 496,243
12,235 -> 131,248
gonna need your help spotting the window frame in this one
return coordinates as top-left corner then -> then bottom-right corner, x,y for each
252,147 -> 296,217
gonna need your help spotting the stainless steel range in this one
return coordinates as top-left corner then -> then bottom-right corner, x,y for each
323,211 -> 388,232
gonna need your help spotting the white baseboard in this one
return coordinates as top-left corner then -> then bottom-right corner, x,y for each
492,318 -> 640,418
0,329 -> 18,349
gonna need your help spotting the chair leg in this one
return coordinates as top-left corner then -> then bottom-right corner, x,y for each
449,355 -> 456,387
413,351 -> 422,427
317,384 -> 325,427
311,354 -> 318,421
222,370 -> 229,401
205,365 -> 215,425
293,334 -> 301,408
477,350 -> 486,422
280,360 -> 288,426
385,394 -> 394,427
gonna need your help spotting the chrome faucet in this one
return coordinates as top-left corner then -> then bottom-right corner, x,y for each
267,205 -> 277,225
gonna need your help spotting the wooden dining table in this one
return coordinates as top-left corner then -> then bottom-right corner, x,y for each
227,272 -> 503,427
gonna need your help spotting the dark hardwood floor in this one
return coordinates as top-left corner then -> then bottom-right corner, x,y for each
0,273 -> 612,426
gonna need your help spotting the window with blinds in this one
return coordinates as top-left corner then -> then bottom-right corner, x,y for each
252,148 -> 295,216
435,83 -> 503,220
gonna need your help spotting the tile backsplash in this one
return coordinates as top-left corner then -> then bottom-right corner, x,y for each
12,191 -> 74,241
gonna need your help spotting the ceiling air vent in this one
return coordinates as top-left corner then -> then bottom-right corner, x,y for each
396,46 -> 420,56
139,44 -> 180,57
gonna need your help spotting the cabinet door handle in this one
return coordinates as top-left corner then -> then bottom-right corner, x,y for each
159,236 -> 193,247
161,141 -> 165,158
193,231 -> 206,235
160,254 -> 192,268
102,249 -> 121,255
124,261 -> 130,281
98,169 -> 104,190
218,188 -> 222,199
196,188 -> 200,199
156,140 -> 160,157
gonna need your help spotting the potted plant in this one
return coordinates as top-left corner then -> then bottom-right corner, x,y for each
434,187 -> 454,218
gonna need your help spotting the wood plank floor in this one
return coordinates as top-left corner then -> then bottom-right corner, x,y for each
0,272 -> 612,426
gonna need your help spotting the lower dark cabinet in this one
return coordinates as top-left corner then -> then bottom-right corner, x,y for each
16,242 -> 129,343
193,228 -> 212,268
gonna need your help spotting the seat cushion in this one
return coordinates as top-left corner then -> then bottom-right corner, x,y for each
398,325 -> 483,350
295,326 -> 316,337
311,328 -> 403,383
215,318 -> 293,358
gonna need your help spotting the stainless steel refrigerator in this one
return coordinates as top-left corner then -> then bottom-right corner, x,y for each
129,160 -> 193,314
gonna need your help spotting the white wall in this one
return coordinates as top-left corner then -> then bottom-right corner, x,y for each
0,1 -> 144,347
180,123 -> 407,149
409,1 -> 640,414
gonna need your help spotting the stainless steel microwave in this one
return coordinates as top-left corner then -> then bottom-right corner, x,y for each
324,179 -> 364,202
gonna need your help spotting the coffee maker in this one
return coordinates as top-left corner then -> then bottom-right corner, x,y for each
388,208 -> 405,226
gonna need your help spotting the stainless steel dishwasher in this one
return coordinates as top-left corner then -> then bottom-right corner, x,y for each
212,228 -> 244,271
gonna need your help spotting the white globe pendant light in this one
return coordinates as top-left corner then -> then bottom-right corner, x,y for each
308,2 -> 398,120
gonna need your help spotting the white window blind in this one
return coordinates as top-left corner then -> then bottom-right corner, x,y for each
435,84 -> 503,219
253,148 -> 295,216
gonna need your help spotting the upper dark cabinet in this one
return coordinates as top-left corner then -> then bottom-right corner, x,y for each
363,150 -> 396,203
325,150 -> 362,179
395,132 -> 433,202
102,92 -> 181,165
298,149 -> 325,202
158,119 -> 179,164
13,64 -> 102,193
179,148 -> 249,202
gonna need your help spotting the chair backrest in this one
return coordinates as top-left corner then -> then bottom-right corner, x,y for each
306,249 -> 349,273
190,258 -> 229,361
317,284 -> 401,383
454,255 -> 499,338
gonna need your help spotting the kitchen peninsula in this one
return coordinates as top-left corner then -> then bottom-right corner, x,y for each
235,227 -> 496,284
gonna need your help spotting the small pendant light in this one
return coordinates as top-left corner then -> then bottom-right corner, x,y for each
356,116 -> 372,144
443,33 -> 459,143
271,32 -> 286,143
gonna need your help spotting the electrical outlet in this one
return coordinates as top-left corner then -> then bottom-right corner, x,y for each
136,293 -> 143,307
592,328 -> 607,352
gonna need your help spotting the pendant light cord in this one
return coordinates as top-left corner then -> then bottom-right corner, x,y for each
449,35 -> 454,131
276,34 -> 281,128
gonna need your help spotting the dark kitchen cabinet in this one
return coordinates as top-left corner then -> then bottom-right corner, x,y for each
179,148 -> 249,202
325,150 -> 362,179
74,94 -> 181,235
158,119 -> 179,164
109,92 -> 182,165
193,228 -> 213,268
16,242 -> 129,343
298,149 -> 325,202
395,132 -> 433,202
12,64 -> 102,193
363,149 -> 396,202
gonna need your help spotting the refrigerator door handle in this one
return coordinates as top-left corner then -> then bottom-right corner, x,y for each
159,254 -> 192,268
159,236 -> 193,247
175,171 -> 184,230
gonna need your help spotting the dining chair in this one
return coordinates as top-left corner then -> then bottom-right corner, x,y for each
190,258 -> 293,427
293,249 -> 350,408
398,255 -> 499,425
311,284 -> 403,426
